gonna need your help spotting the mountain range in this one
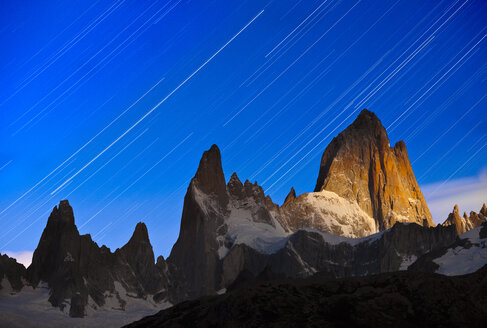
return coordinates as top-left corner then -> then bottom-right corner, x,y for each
1,109 -> 486,327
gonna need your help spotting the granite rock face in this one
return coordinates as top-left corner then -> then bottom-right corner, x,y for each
314,109 -> 433,230
167,145 -> 280,303
0,253 -> 27,292
166,145 -> 229,303
283,187 -> 296,205
165,143 -> 457,304
262,223 -> 456,279
442,204 -> 487,235
26,200 -> 168,317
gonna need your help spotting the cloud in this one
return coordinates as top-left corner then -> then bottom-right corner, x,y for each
2,250 -> 34,268
421,167 -> 487,224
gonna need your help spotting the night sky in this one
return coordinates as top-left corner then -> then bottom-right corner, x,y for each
1,0 -> 486,266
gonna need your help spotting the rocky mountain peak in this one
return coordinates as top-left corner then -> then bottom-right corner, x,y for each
283,187 -> 296,205
0,253 -> 27,292
227,172 -> 244,199
453,204 -> 460,214
193,144 -> 226,197
443,205 -> 465,235
481,203 -> 487,217
117,222 -> 167,298
25,202 -> 169,317
345,109 -> 390,150
393,140 -> 407,154
229,172 -> 241,184
314,109 -> 433,230
351,109 -> 385,133
126,222 -> 150,245
48,199 -> 75,226
442,203 -> 487,235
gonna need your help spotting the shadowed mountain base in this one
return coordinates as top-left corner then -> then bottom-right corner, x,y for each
124,264 -> 487,328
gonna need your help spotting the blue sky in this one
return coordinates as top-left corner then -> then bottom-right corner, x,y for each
0,0 -> 486,265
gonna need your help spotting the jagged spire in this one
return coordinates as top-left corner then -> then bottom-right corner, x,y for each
443,205 -> 465,235
283,187 -> 296,205
126,222 -> 150,245
193,144 -> 227,197
227,172 -> 245,199
480,203 -> 487,217
48,199 -> 75,226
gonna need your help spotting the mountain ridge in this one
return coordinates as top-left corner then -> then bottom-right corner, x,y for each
1,109 -> 485,327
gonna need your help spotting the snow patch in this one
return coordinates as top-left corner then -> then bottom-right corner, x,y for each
0,281 -> 172,328
399,254 -> 417,270
434,227 -> 487,276
64,252 -> 74,262
216,288 -> 227,295
222,204 -> 289,257
282,190 -> 378,238
287,242 -> 317,276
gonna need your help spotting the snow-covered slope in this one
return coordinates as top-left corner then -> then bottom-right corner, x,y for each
209,187 -> 377,259
0,282 -> 171,328
408,223 -> 487,276
279,190 -> 378,238
218,199 -> 288,258
434,226 -> 487,276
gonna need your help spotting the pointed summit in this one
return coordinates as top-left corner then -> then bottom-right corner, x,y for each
346,108 -> 390,150
29,200 -> 80,287
117,222 -> 167,296
480,203 -> 487,217
48,199 -> 75,226
227,172 -> 245,199
193,144 -> 227,197
126,222 -> 150,245
314,109 -> 433,230
351,109 -> 385,131
283,187 -> 296,205
443,205 -> 466,235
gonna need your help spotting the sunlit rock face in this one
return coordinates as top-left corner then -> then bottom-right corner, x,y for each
166,141 -> 456,304
442,203 -> 487,235
314,109 -> 434,230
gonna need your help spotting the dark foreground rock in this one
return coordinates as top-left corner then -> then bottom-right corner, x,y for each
124,264 -> 487,328
0,254 -> 27,291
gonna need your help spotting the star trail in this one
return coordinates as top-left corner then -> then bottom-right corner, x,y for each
0,0 -> 485,262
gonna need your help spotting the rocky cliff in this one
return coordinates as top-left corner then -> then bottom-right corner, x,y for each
314,109 -> 433,230
410,222 -> 487,274
166,143 -> 457,304
0,253 -> 27,292
26,200 -> 168,317
442,204 -> 487,235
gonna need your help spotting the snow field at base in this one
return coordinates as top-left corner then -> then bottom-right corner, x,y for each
434,227 -> 487,276
0,280 -> 171,328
